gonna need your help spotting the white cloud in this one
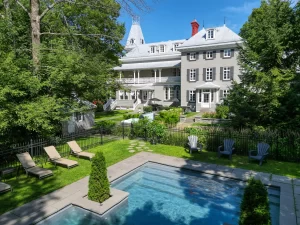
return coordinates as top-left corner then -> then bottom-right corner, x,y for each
223,1 -> 260,14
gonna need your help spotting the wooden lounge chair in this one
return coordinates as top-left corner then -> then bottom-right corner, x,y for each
16,152 -> 53,179
218,139 -> 235,160
187,135 -> 202,154
0,182 -> 12,193
44,146 -> 78,169
249,142 -> 270,166
67,141 -> 95,161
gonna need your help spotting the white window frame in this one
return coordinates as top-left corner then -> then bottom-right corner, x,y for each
224,49 -> 231,58
189,52 -> 196,61
150,46 -> 156,54
206,51 -> 213,59
75,112 -> 83,122
198,90 -> 202,103
223,67 -> 231,80
164,87 -> 174,100
223,89 -> 230,98
190,69 -> 196,81
189,90 -> 196,102
206,68 -> 213,81
130,38 -> 135,44
207,29 -> 215,39
159,45 -> 165,53
119,90 -> 124,100
174,43 -> 179,51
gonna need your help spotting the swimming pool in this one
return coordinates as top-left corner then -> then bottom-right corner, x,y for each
38,162 -> 280,225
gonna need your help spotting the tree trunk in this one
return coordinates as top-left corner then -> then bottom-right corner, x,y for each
30,0 -> 41,71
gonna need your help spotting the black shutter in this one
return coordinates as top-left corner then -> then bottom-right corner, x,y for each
196,69 -> 199,81
220,90 -> 223,99
213,51 -> 216,59
196,52 -> 199,60
220,67 -> 223,80
187,53 -> 190,61
231,49 -> 235,57
203,51 -> 206,59
221,50 -> 224,59
203,68 -> 206,81
187,90 -> 190,102
230,66 -> 234,80
213,67 -> 216,80
187,69 -> 190,81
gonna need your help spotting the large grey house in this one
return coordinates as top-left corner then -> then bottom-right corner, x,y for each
109,18 -> 243,112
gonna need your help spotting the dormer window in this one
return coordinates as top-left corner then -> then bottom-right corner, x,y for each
207,29 -> 215,39
189,52 -> 196,60
150,46 -> 156,54
174,43 -> 179,51
140,39 -> 144,44
130,38 -> 135,44
159,45 -> 165,53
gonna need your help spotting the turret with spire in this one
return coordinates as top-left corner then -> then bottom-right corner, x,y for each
125,16 -> 145,51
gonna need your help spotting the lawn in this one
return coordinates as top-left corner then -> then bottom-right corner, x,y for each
191,122 -> 231,127
94,110 -> 133,124
1,139 -> 299,215
184,112 -> 199,118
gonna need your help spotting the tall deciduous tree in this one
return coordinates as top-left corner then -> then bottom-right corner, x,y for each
227,0 -> 299,129
0,0 -> 153,143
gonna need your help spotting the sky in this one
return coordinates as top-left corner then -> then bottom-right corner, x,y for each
118,0 -> 262,44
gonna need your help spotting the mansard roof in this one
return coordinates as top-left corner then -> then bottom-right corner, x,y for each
179,25 -> 242,50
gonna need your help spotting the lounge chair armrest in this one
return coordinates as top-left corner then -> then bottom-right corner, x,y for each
218,145 -> 223,152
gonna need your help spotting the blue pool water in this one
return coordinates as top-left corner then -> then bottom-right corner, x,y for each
38,163 -> 280,225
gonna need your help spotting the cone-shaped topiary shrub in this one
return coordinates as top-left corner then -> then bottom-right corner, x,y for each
88,151 -> 110,203
239,178 -> 271,225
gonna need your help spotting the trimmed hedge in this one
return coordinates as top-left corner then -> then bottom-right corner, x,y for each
239,178 -> 271,225
88,151 -> 110,203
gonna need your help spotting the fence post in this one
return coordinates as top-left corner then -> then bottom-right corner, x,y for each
30,139 -> 33,156
122,122 -> 125,140
100,126 -> 103,145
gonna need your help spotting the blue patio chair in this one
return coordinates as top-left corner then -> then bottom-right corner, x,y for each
218,139 -> 235,160
248,142 -> 270,166
187,135 -> 202,154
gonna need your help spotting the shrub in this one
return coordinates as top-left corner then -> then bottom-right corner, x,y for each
143,106 -> 152,113
130,118 -> 151,138
239,178 -> 271,225
202,112 -> 217,118
147,121 -> 166,144
157,108 -> 182,126
96,120 -> 116,134
123,113 -> 140,120
88,151 -> 110,203
215,105 -> 229,119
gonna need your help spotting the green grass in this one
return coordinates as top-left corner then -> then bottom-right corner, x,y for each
147,143 -> 300,178
95,110 -> 133,123
184,112 -> 199,118
0,140 -> 134,215
1,139 -> 299,215
192,122 -> 231,127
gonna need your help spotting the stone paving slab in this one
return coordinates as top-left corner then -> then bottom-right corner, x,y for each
295,186 -> 300,195
293,179 -> 300,186
280,195 -> 297,225
229,168 -> 253,181
251,172 -> 271,185
272,174 -> 293,184
0,212 -> 22,225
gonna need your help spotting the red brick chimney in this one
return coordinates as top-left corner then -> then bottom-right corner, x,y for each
191,19 -> 199,36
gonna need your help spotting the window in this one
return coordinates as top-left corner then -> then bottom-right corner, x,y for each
190,52 -> 196,60
177,68 -> 181,76
141,39 -> 144,44
198,90 -> 202,103
224,49 -> 231,58
175,87 -> 181,100
151,70 -> 155,77
119,91 -> 124,100
160,45 -> 165,53
206,51 -> 213,59
130,38 -> 135,44
206,68 -> 213,81
190,69 -> 196,81
207,29 -> 215,39
131,91 -> 136,100
189,90 -> 196,102
223,89 -> 230,98
75,112 -> 83,122
173,68 -> 180,76
165,87 -> 174,100
223,67 -> 230,80
150,46 -> 156,54
174,43 -> 179,51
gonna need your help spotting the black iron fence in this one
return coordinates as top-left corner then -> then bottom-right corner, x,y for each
1,123 -> 300,170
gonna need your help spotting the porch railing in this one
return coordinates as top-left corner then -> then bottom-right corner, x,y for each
121,76 -> 180,84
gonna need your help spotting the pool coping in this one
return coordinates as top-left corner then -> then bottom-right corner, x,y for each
0,151 -> 297,225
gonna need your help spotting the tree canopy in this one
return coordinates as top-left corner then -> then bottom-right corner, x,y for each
226,0 -> 300,130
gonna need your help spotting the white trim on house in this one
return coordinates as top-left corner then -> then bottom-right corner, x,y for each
114,60 -> 181,71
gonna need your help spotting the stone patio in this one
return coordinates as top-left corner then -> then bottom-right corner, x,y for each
0,152 -> 298,225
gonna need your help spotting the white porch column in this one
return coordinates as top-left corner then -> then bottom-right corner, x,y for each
154,69 -> 157,83
216,89 -> 219,103
137,70 -> 140,84
119,71 -> 122,81
159,69 -> 162,82
209,90 -> 212,108
133,70 -> 136,84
